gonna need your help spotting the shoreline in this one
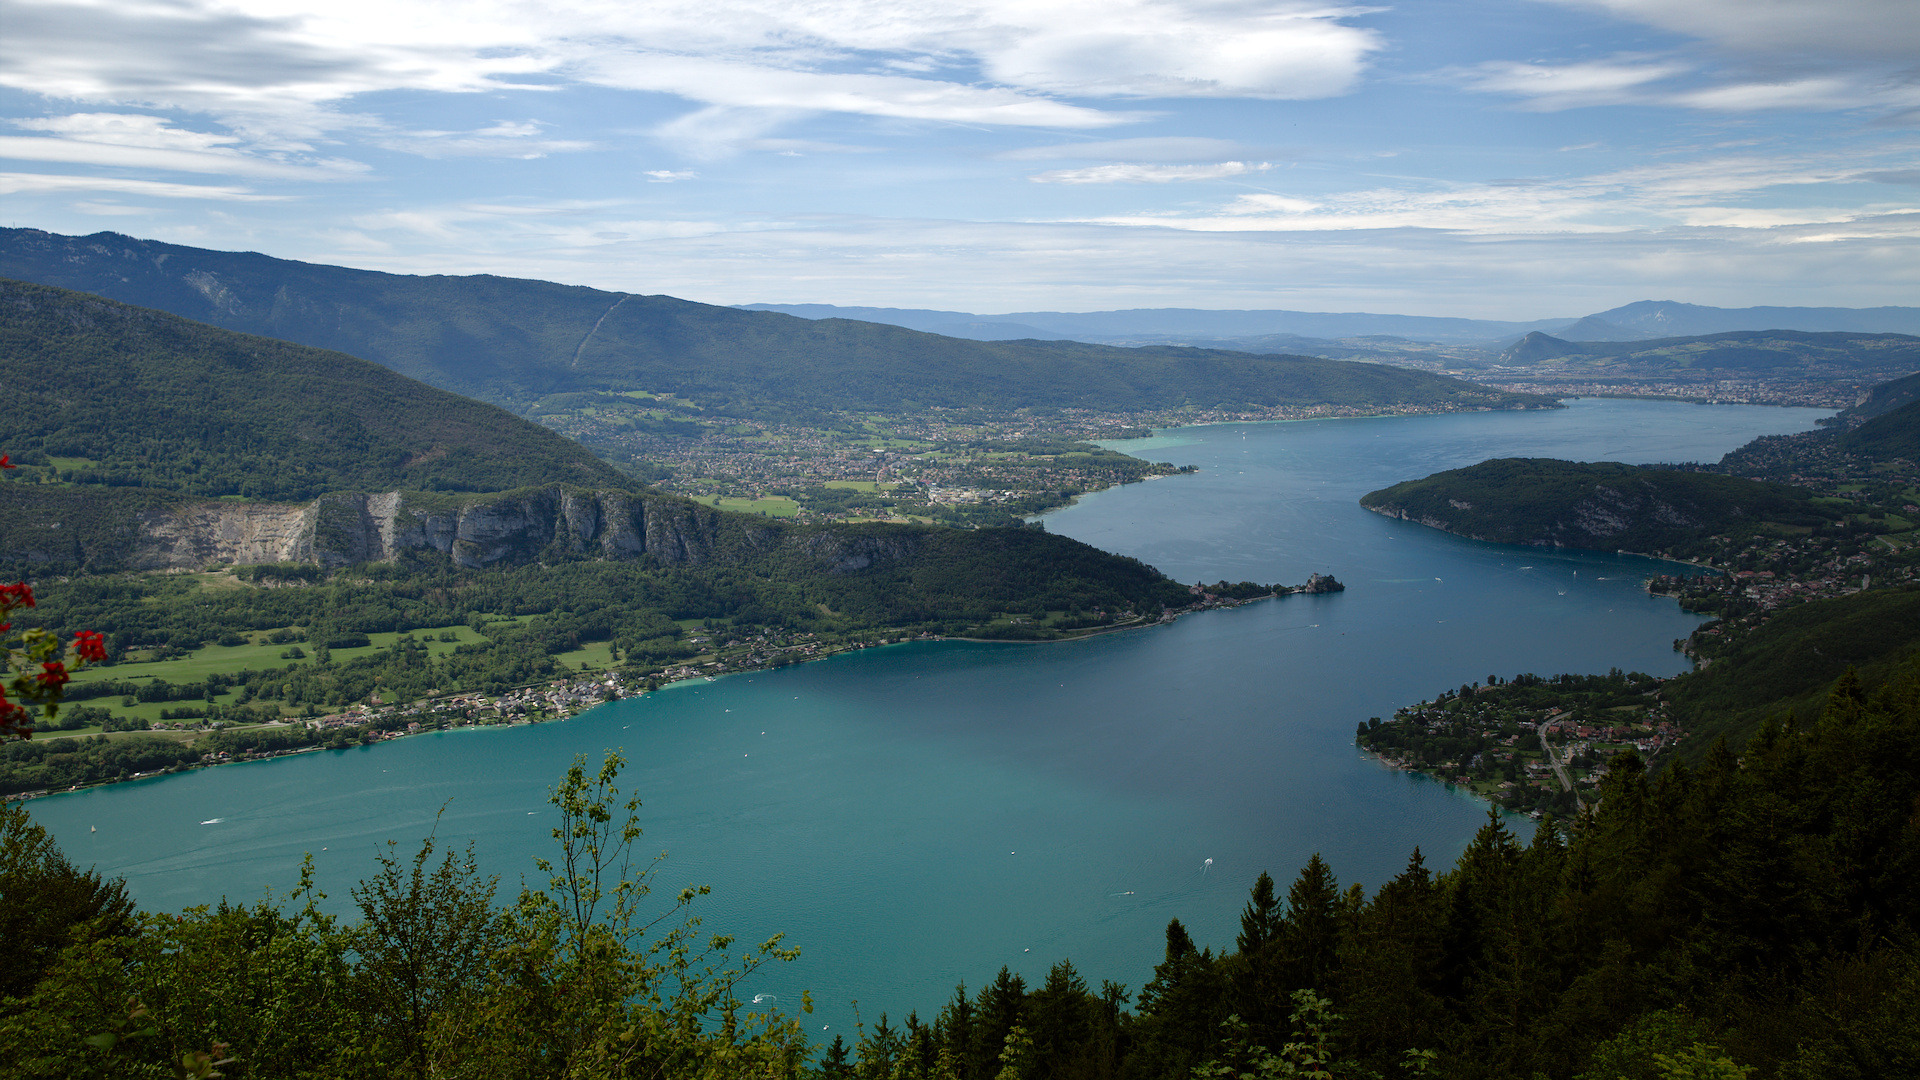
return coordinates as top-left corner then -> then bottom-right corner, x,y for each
1092,398 -> 1569,447
1358,744 -> 1539,821
13,587 -> 1352,803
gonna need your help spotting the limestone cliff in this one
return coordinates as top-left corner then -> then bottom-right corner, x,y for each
122,486 -> 807,571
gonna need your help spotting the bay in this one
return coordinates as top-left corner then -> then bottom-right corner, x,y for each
29,398 -> 1829,1035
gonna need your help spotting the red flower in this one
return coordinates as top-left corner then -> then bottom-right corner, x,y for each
36,661 -> 68,690
0,454 -> 12,469
0,583 -> 34,609
72,631 -> 107,663
0,694 -> 29,740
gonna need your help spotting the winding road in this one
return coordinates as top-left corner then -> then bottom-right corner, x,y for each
1537,718 -> 1586,812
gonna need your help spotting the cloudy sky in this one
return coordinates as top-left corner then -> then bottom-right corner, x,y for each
1,0 -> 1917,317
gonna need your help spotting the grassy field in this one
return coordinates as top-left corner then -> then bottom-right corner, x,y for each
823,480 -> 900,493
39,621 -> 538,740
549,640 -> 617,672
700,495 -> 800,517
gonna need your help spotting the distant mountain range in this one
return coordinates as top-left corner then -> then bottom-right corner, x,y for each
737,303 -> 1563,344
743,300 -> 1920,348
1497,329 -> 1920,382
0,228 -> 1541,417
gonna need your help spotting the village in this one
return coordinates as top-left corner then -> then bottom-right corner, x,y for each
534,397 -> 1547,527
1358,668 -> 1684,819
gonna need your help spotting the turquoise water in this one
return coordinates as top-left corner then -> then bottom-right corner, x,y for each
29,398 -> 1829,1035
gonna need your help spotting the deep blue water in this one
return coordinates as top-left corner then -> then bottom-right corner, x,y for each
29,398 -> 1828,1036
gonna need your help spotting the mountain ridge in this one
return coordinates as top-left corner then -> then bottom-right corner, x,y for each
0,278 -> 630,500
744,299 -> 1920,346
0,228 -> 1548,415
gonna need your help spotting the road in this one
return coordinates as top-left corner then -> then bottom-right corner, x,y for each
1537,718 -> 1586,812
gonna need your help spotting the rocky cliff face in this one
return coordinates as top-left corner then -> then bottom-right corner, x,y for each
125,486 -> 882,572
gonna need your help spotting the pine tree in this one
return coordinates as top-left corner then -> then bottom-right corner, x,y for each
970,968 -> 1028,1080
820,1034 -> 854,1079
1279,854 -> 1343,994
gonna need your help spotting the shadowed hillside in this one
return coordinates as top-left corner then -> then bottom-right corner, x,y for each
0,228 -> 1552,415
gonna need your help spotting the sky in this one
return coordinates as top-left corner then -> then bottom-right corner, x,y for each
1,0 -> 1917,318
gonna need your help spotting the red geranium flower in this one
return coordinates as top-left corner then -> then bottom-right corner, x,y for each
0,583 -> 34,609
36,661 -> 68,690
72,631 -> 107,663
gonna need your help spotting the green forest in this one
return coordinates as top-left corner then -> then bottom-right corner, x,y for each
1360,458 -> 1847,557
0,280 -> 628,500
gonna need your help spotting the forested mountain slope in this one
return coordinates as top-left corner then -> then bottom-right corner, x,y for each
1837,394 -> 1920,460
1359,458 -> 1842,557
1666,586 -> 1920,749
0,228 -> 1549,415
0,279 -> 628,500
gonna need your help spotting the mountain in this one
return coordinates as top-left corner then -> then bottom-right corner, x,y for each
0,278 -> 1197,630
730,304 -> 1058,341
0,229 -> 1547,416
1580,299 -> 1920,337
1837,370 -> 1920,422
747,300 -> 1920,350
1359,458 -> 1843,556
1542,315 -> 1640,341
1501,332 -> 1591,363
741,301 -> 1561,343
1665,586 -> 1920,750
1837,396 -> 1920,461
0,279 -> 629,501
1496,328 -> 1920,381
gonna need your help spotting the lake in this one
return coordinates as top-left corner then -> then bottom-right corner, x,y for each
29,397 -> 1829,1036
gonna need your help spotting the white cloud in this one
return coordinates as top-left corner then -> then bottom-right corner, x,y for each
14,113 -> 239,152
584,56 -> 1137,130
0,0 -> 1381,152
0,171 -> 286,200
1493,2 -> 1920,116
69,200 -> 160,215
999,137 -> 1255,161
1072,152 -> 1915,234
1542,0 -> 1920,62
377,121 -> 593,159
1459,53 -> 1920,115
645,169 -> 697,182
969,1 -> 1379,99
1670,77 -> 1875,113
0,132 -> 364,179
1456,58 -> 1689,111
1028,161 -> 1273,183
